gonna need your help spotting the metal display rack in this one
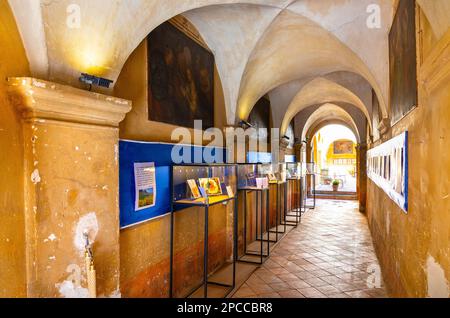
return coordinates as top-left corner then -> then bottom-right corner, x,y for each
303,162 -> 317,210
169,164 -> 237,299
267,180 -> 288,242
238,186 -> 270,265
284,176 -> 302,226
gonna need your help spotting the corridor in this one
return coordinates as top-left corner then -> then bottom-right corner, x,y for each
1,0 -> 450,300
233,200 -> 387,298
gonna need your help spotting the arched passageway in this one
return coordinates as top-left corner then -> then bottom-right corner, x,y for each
1,0 -> 450,300
310,125 -> 358,196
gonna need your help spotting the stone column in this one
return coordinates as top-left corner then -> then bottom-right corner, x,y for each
8,78 -> 131,298
356,143 -> 368,213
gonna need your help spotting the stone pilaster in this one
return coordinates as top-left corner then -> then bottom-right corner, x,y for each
8,78 -> 131,297
356,143 -> 368,213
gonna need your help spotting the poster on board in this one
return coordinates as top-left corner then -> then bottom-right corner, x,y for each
134,162 -> 157,211
367,132 -> 408,213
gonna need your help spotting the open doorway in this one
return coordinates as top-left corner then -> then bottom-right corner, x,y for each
311,125 -> 357,195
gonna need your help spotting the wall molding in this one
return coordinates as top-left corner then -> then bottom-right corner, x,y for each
7,77 -> 132,127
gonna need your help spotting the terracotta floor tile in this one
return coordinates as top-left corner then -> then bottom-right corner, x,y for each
303,277 -> 329,288
248,284 -> 275,295
297,287 -> 326,298
233,200 -> 387,299
233,284 -> 257,298
257,292 -> 282,298
277,273 -> 300,282
268,267 -> 290,275
316,285 -> 342,295
278,290 -> 305,298
287,280 -> 311,290
327,293 -> 351,298
345,290 -> 372,298
269,282 -> 294,292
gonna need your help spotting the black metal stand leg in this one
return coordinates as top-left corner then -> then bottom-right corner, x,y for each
243,191 -> 247,255
284,183 -> 287,232
204,205 -> 209,298
259,191 -> 263,264
169,211 -> 174,298
233,197 -> 237,288
256,191 -> 259,243
296,179 -> 302,224
313,175 -> 316,209
266,189 -> 270,256
300,179 -> 302,223
275,184 -> 279,241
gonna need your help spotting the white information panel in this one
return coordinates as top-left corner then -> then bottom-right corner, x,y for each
367,132 -> 408,213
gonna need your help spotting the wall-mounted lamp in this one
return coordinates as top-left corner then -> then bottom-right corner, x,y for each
79,73 -> 113,90
282,135 -> 290,141
239,120 -> 254,129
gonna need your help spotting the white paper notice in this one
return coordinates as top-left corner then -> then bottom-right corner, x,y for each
134,162 -> 156,211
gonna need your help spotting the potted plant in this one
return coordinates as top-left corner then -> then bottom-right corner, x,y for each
332,179 -> 340,192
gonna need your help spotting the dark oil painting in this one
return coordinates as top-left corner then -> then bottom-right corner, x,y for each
389,0 -> 418,124
248,97 -> 271,141
147,22 -> 214,129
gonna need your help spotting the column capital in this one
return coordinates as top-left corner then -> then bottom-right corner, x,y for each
7,77 -> 132,127
377,118 -> 391,136
279,137 -> 290,151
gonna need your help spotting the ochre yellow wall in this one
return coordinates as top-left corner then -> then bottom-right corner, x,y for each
325,141 -> 356,163
367,13 -> 450,297
325,141 -> 357,175
0,0 -> 29,298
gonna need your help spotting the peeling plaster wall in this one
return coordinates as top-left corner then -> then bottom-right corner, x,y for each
21,120 -> 122,298
0,0 -> 29,297
367,19 -> 450,298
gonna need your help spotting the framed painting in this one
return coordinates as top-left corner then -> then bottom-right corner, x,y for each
334,140 -> 354,155
147,22 -> 214,129
389,0 -> 418,125
248,97 -> 271,141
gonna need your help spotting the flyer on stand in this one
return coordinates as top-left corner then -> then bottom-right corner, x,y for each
134,162 -> 157,211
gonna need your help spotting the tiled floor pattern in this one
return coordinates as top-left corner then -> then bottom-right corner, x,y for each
233,200 -> 387,298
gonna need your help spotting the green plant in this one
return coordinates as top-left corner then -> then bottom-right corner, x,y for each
332,180 -> 340,186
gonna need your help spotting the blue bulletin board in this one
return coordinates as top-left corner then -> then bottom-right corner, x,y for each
285,155 -> 296,163
247,152 -> 272,164
119,140 -> 225,229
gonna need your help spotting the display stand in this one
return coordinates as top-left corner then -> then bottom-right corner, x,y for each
267,181 -> 288,242
303,163 -> 317,210
169,164 -> 237,299
304,173 -> 316,210
284,177 -> 302,227
238,187 -> 270,265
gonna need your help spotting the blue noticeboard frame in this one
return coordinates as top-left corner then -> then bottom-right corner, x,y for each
285,155 -> 296,163
247,152 -> 272,164
367,131 -> 408,213
119,140 -> 225,229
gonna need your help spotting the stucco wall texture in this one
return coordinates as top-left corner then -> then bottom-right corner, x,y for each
1,0 -> 449,299
0,0 -> 29,298
367,15 -> 450,298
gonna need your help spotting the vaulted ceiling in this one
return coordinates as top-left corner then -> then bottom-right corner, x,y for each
7,0 -> 450,133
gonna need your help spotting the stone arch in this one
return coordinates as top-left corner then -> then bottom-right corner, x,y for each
236,10 -> 389,125
301,104 -> 361,144
280,77 -> 372,136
